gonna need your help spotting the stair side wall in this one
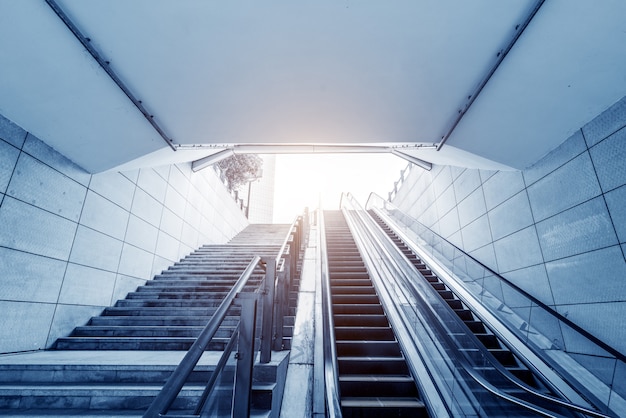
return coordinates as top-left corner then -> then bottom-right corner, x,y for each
391,95 -> 626,356
0,114 -> 249,354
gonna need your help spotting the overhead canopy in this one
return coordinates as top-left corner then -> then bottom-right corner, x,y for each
1,0 -> 625,172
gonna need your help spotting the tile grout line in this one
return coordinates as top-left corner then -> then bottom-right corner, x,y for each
582,129 -> 626,262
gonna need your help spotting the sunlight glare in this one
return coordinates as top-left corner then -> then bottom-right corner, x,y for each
273,153 -> 407,223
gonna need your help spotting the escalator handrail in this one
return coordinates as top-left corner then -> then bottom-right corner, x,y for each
365,192 -> 626,365
319,210 -> 343,417
344,193 -> 613,418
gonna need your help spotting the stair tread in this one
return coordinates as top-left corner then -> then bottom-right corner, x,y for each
339,375 -> 414,382
341,397 -> 425,407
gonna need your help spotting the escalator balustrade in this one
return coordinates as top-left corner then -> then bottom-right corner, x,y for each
368,210 -> 586,416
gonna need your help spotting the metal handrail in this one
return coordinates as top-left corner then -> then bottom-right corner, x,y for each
318,210 -> 343,418
343,193 -> 613,418
143,256 -> 262,417
144,212 -> 308,417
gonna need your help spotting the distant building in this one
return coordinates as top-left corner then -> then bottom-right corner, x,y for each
240,155 -> 277,224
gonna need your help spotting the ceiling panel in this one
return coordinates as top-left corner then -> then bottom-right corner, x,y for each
1,1 -> 625,172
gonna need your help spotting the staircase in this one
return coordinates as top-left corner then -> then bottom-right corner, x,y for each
0,224 -> 295,417
324,211 -> 428,418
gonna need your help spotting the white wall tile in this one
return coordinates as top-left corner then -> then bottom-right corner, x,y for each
7,153 -> 86,222
536,197 -> 617,261
0,139 -> 19,194
155,231 -> 181,262
493,226 -> 543,273
488,190 -> 534,241
22,133 -> 91,186
59,263 -> 117,306
137,168 -> 168,202
546,246 -> 626,305
125,214 -> 159,252
46,304 -> 104,349
0,247 -> 66,303
80,190 -> 129,240
457,186 -> 486,227
160,207 -> 183,239
112,274 -> 145,303
0,196 -> 77,260
0,114 -> 27,149
69,225 -> 123,272
89,171 -> 136,210
118,243 -> 154,279
131,187 -> 163,227
164,185 -> 187,218
0,300 -> 56,352
527,152 -> 601,222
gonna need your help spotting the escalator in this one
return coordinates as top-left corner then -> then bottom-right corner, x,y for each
324,210 -> 429,417
369,210 -> 548,392
321,197 -> 618,418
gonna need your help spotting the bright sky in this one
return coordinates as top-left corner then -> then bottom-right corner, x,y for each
272,153 -> 407,223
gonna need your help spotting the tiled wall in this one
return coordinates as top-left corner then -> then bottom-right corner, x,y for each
392,95 -> 626,355
0,114 -> 248,354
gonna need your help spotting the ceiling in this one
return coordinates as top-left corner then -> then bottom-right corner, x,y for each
1,0 -> 625,173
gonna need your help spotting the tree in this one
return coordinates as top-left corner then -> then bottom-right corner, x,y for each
217,154 -> 263,192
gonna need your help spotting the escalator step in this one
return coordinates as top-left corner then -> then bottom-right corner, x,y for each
333,304 -> 385,315
336,341 -> 402,357
333,314 -> 389,327
338,357 -> 409,375
334,326 -> 396,341
341,397 -> 428,418
339,375 -> 418,397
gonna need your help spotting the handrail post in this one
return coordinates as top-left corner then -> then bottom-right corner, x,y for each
260,258 -> 275,364
273,253 -> 289,351
232,294 -> 258,418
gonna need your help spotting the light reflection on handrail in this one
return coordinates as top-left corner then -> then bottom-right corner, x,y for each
343,192 -> 614,418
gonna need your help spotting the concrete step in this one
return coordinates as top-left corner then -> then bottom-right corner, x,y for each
70,326 -> 236,338
102,307 -> 226,316
54,337 -> 231,351
0,351 -> 289,415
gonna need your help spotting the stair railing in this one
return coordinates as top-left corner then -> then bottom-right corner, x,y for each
364,192 -> 625,417
143,256 -> 263,418
262,213 -> 306,360
144,213 -> 307,418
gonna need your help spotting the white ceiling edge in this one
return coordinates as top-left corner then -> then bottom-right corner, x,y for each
104,146 -> 218,173
445,0 -> 626,169
407,146 -> 515,171
0,1 -> 167,173
106,140 -> 516,176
